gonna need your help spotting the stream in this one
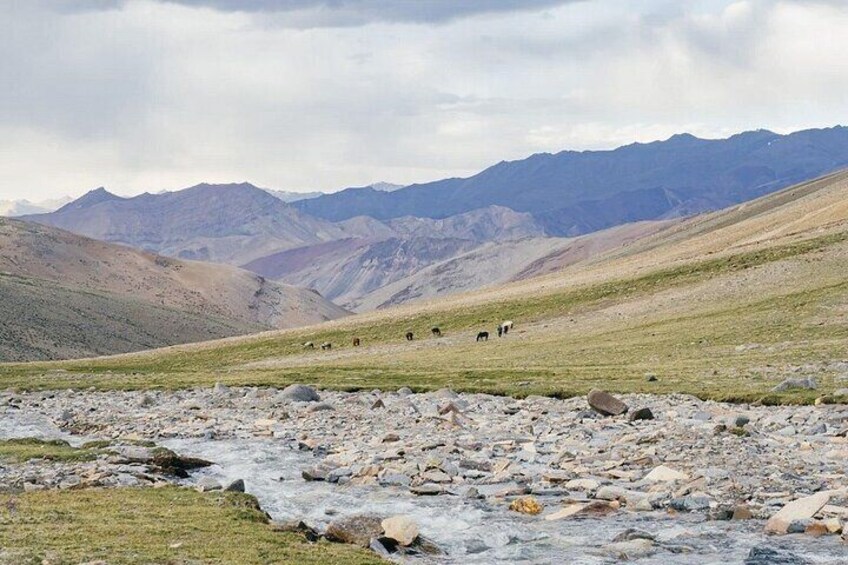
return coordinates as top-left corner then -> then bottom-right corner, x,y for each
2,406 -> 846,563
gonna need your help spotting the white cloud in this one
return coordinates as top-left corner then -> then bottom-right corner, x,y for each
0,0 -> 846,200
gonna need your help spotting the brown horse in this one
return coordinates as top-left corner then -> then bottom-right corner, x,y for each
431,327 -> 442,337
406,331 -> 414,341
353,337 -> 361,347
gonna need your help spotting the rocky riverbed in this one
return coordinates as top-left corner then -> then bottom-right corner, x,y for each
2,385 -> 847,563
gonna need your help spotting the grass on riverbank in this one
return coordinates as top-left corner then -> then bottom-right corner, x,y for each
0,487 -> 382,565
0,438 -> 107,464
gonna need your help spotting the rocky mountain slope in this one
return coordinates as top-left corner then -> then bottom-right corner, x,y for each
25,183 -> 345,265
0,218 -> 348,361
294,126 -> 848,235
243,206 -> 545,309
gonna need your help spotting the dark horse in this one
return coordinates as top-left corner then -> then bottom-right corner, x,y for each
406,331 -> 414,341
353,337 -> 361,347
476,331 -> 489,342
431,327 -> 442,337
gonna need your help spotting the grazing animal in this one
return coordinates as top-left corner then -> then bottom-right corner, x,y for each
431,327 -> 441,337
406,331 -> 414,341
321,342 -> 332,350
497,326 -> 503,338
476,331 -> 489,342
352,337 -> 361,347
303,341 -> 315,349
500,320 -> 514,334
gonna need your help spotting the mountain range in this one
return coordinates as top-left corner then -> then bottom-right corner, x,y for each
294,126 -> 848,236
21,126 -> 848,312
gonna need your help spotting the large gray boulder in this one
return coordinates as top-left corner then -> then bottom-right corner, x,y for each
280,384 -> 320,402
587,389 -> 628,416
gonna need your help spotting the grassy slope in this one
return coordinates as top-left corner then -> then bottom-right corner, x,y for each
0,487 -> 381,565
1,172 -> 847,403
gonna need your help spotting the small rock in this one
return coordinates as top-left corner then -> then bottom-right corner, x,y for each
744,545 -> 807,565
612,529 -> 656,543
629,407 -> 654,421
381,515 -> 419,546
308,402 -> 334,412
509,496 -> 543,515
643,465 -> 688,483
410,483 -> 443,496
804,521 -> 829,537
734,415 -> 751,428
195,477 -> 222,492
732,505 -> 754,520
764,492 -> 830,534
587,389 -> 628,416
644,373 -> 658,382
397,387 -> 413,396
371,398 -> 385,409
223,479 -> 245,492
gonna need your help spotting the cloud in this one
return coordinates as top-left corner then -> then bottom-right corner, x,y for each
1,0 -> 847,200
38,0 -> 583,26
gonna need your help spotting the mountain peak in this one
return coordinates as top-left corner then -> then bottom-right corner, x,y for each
57,187 -> 120,212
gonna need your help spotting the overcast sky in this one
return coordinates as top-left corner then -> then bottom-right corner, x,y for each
2,0 -> 847,200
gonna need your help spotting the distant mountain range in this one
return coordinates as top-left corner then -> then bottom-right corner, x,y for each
264,182 -> 404,203
0,217 -> 348,361
21,126 -> 848,312
0,196 -> 72,217
294,126 -> 848,236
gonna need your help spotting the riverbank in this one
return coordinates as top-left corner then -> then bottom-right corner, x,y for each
2,386 -> 847,562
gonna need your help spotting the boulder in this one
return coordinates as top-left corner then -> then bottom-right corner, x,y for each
280,384 -> 320,402
587,389 -> 628,416
764,492 -> 830,534
771,377 -> 817,392
307,402 -> 334,412
381,515 -> 419,546
325,514 -> 384,547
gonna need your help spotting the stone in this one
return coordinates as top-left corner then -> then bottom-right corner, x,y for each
272,520 -> 321,542
595,485 -> 627,500
670,494 -> 712,512
643,465 -> 688,483
612,529 -> 656,543
744,545 -> 807,565
732,505 -> 753,520
307,402 -> 334,412
823,517 -> 843,534
598,538 -> 656,560
195,477 -> 222,492
587,389 -> 628,416
628,407 -> 654,421
804,521 -> 829,537
397,387 -> 413,396
565,478 -> 600,492
734,415 -> 751,428
410,483 -> 443,496
213,382 -> 229,394
644,373 -> 658,382
382,433 -> 400,443
223,479 -> 245,492
509,496 -> 543,515
764,492 -> 830,534
545,504 -> 586,521
280,384 -> 320,402
771,377 -> 817,392
371,398 -> 385,409
325,514 -> 384,547
381,515 -> 419,546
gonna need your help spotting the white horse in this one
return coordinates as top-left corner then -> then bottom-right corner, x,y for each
500,321 -> 514,334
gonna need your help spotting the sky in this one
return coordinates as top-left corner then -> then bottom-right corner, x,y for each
1,0 -> 847,201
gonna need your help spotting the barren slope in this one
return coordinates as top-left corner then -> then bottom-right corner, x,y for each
0,218 -> 348,361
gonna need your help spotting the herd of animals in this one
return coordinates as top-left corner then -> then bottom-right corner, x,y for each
301,321 -> 514,351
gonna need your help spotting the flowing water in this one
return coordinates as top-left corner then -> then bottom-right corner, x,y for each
3,409 -> 845,564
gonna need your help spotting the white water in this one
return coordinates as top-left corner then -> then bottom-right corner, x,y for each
3,408 -> 845,563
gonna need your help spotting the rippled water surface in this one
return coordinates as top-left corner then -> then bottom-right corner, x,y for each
3,408 -> 844,563
165,437 -> 847,564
